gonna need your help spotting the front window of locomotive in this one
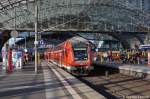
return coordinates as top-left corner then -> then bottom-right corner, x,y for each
72,42 -> 88,61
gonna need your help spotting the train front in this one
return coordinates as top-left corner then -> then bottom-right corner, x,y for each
70,37 -> 93,75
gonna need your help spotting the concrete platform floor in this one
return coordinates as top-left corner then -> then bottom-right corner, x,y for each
0,61 -> 105,99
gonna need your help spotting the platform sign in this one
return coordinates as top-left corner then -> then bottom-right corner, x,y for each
39,39 -> 45,45
148,51 -> 150,66
11,30 -> 18,38
39,39 -> 46,48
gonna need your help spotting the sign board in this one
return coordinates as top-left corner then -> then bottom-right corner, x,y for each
39,39 -> 45,45
148,51 -> 150,66
11,30 -> 18,38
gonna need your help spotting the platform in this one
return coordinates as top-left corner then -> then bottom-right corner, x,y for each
94,62 -> 150,78
0,61 -> 105,99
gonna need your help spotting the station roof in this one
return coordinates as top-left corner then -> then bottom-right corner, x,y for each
0,0 -> 149,32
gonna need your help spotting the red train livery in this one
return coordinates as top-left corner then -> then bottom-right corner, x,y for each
44,36 -> 93,75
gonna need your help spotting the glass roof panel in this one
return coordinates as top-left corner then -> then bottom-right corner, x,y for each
0,0 -> 149,32
1,0 -> 9,6
0,5 -> 2,9
9,0 -> 20,3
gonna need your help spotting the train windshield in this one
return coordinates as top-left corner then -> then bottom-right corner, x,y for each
73,47 -> 88,61
70,37 -> 89,61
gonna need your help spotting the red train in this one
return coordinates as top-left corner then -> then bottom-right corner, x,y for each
44,36 -> 93,75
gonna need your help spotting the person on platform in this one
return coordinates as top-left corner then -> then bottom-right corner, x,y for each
24,52 -> 29,64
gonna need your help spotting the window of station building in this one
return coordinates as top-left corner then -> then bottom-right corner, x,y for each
101,43 -> 109,49
128,0 -> 137,4
111,41 -> 120,50
128,0 -> 132,3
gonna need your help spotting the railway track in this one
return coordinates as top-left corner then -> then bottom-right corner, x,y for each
77,64 -> 150,99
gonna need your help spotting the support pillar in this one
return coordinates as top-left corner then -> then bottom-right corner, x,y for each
2,43 -> 7,71
34,0 -> 38,73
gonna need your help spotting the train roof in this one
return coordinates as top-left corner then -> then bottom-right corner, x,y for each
69,36 -> 90,44
49,36 -> 95,50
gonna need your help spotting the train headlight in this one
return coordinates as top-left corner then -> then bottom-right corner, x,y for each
85,66 -> 89,69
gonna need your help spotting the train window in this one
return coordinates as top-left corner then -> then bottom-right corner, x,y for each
73,48 -> 88,61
